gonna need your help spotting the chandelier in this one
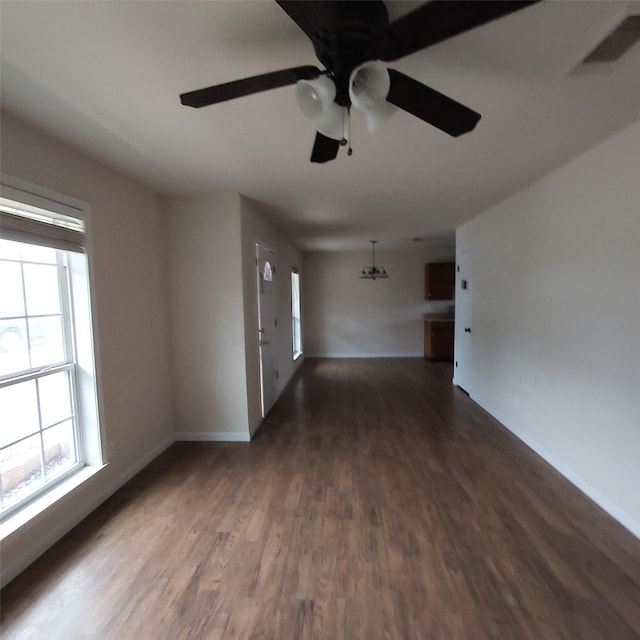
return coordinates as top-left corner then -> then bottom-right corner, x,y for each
360,240 -> 389,280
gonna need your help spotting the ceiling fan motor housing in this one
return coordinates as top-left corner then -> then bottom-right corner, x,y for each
309,1 -> 390,106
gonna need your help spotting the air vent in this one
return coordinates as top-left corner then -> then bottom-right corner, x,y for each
582,15 -> 640,64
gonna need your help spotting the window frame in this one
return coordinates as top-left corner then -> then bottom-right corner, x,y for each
291,266 -> 302,360
0,248 -> 82,516
0,174 -> 105,522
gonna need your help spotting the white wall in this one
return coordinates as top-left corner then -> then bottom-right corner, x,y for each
0,110 -> 174,584
0,113 -> 307,584
303,247 -> 455,357
165,193 -> 250,441
457,118 -> 640,536
240,198 -> 304,435
164,194 -> 304,440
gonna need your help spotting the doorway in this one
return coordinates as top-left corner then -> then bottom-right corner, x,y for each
454,249 -> 472,394
256,244 -> 278,417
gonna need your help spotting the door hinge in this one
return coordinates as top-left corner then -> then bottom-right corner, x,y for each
455,361 -> 458,367
274,318 -> 278,328
276,370 -> 279,379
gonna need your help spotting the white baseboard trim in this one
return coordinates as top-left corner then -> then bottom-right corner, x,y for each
109,435 -> 175,495
305,353 -> 423,359
0,436 -> 174,588
175,431 -> 251,442
249,421 -> 262,439
471,394 -> 640,540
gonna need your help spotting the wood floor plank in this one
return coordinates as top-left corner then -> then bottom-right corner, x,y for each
2,358 -> 639,639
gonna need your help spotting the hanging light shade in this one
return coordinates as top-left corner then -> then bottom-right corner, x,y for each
360,240 -> 389,280
296,76 -> 347,141
349,61 -> 397,133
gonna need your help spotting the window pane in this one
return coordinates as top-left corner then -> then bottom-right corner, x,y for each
0,261 -> 25,317
291,271 -> 302,356
43,420 -> 76,480
0,379 -> 40,448
293,318 -> 301,355
0,318 -> 30,375
29,316 -> 65,367
39,371 -> 73,428
19,244 -> 57,265
0,433 -> 44,508
264,260 -> 273,282
0,239 -> 22,261
292,273 -> 300,313
24,263 -> 61,315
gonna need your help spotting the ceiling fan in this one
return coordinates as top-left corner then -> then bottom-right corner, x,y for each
180,1 -> 538,163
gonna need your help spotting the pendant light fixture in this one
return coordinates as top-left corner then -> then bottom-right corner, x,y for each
360,240 -> 389,280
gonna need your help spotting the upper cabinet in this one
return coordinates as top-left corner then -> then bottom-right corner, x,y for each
425,262 -> 455,300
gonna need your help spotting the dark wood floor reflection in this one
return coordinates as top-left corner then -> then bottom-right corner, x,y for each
2,359 -> 639,639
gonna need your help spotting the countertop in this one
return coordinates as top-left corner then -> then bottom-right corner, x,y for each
423,314 -> 455,323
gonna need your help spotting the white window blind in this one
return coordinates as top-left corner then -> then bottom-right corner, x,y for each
0,196 -> 85,253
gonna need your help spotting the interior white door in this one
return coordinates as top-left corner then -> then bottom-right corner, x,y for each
454,249 -> 472,394
256,244 -> 278,417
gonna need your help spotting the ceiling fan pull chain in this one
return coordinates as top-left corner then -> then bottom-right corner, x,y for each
343,108 -> 353,157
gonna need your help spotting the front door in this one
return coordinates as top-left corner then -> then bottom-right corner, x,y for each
256,244 -> 278,417
454,249 -> 472,394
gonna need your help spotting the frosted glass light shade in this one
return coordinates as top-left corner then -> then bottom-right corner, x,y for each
349,61 -> 397,133
296,77 -> 346,141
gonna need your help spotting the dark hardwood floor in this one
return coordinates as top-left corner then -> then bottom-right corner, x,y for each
2,358 -> 639,639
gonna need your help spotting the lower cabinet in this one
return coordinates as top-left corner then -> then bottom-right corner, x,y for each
424,321 -> 454,360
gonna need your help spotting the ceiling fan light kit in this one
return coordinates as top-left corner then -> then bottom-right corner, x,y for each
348,61 -> 397,133
295,76 -> 347,141
180,0 -> 539,163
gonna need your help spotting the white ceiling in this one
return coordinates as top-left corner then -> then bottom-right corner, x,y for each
1,1 -> 639,250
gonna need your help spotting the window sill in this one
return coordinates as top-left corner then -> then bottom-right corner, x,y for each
0,464 -> 107,541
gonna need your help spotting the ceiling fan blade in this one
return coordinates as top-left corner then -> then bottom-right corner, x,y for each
180,66 -> 321,108
310,132 -> 340,163
386,70 -> 480,137
367,0 -> 539,62
275,1 -> 344,40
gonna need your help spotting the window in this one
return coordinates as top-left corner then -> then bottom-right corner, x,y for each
0,180 -> 102,519
291,267 -> 302,360
263,260 -> 274,282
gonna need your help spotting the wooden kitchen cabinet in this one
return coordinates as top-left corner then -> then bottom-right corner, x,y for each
424,320 -> 454,360
425,262 -> 455,300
